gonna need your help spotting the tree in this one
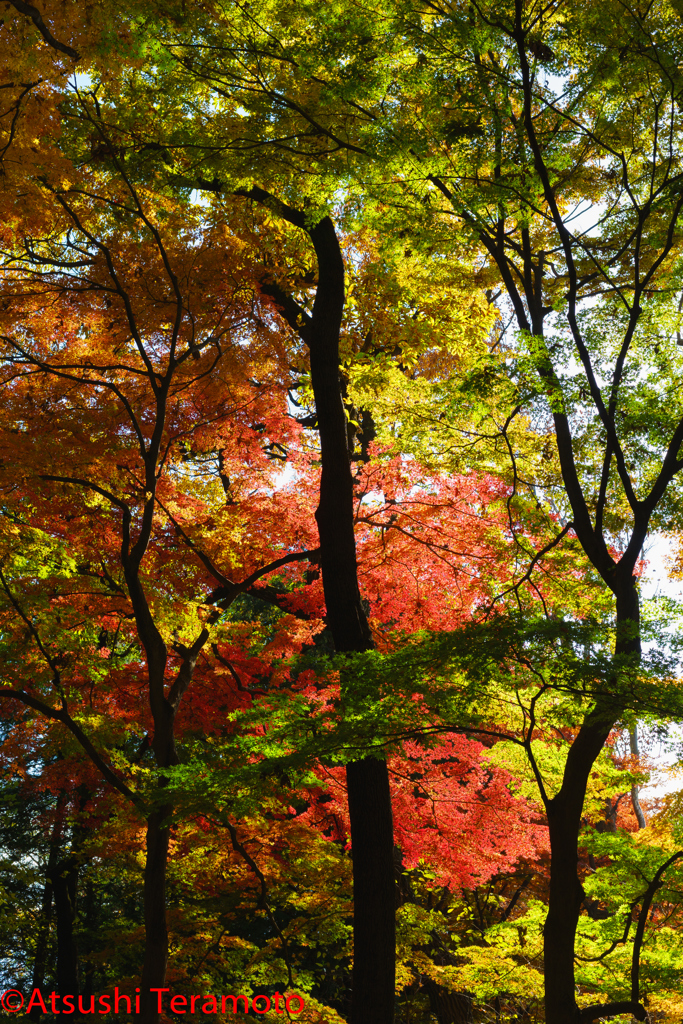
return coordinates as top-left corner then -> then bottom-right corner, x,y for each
0,130 -> 327,1019
123,1 -> 683,1020
7,5 -> 683,1020
34,38 -> 507,1021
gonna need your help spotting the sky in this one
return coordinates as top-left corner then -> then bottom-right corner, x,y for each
639,533 -> 683,802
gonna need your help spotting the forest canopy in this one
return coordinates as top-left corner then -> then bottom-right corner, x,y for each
2,2 -> 683,1024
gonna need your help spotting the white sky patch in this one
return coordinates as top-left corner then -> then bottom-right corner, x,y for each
641,531 -> 683,602
638,532 -> 683,800
72,71 -> 93,91
565,200 -> 606,239
190,188 -> 211,208
273,462 -> 297,489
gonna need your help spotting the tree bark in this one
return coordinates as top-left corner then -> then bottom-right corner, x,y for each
233,190 -> 397,1024
543,718 -> 611,1024
425,982 -> 474,1024
30,869 -> 54,1018
140,806 -> 172,1022
544,582 -> 640,1024
80,877 -> 95,1001
30,793 -> 66,1019
629,726 -> 646,829
346,758 -> 396,1024
50,853 -> 80,1004
135,616 -> 206,1022
307,216 -> 395,1024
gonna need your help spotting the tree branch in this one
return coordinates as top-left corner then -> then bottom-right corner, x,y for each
580,1001 -> 645,1022
0,688 -> 144,810
7,0 -> 79,59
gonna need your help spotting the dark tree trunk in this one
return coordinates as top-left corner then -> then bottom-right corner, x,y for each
307,217 -> 396,1024
543,726 -> 610,1024
30,816 -> 62,1020
425,982 -> 474,1024
140,807 -> 171,1022
346,758 -> 396,1024
124,502 -> 177,1024
543,583 -> 640,1024
49,787 -> 93,1019
80,877 -> 95,1001
235,190 -> 397,1024
30,871 -> 53,1014
50,853 -> 80,1002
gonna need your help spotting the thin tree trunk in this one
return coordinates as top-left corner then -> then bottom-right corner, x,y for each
30,870 -> 53,1011
629,726 -> 646,829
30,797 -> 65,1020
50,786 -> 93,1019
136,623 -> 205,1022
124,505 -> 174,1024
80,877 -> 95,1000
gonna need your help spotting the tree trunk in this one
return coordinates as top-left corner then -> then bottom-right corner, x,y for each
236,194 -> 397,1024
543,583 -> 640,1024
629,726 -> 646,829
30,871 -> 53,1018
79,875 -> 97,1001
50,854 -> 80,1003
544,716 -> 612,1024
139,806 -> 172,1023
30,795 -> 66,1019
346,758 -> 396,1024
308,217 -> 396,1024
126,536 -> 176,1023
425,982 -> 474,1024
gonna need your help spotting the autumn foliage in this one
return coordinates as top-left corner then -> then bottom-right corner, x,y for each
2,4 -> 683,1024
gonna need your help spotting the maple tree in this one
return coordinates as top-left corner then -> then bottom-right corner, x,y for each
0,80 -> 572,1024
0,130 -> 330,1017
0,85 -> 536,1023
110,0 -> 683,1020
3,3 -> 683,1024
